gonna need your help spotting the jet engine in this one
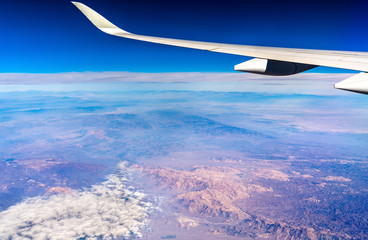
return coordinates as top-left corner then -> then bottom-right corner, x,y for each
234,58 -> 316,76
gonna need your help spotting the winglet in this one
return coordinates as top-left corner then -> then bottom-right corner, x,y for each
71,2 -> 130,35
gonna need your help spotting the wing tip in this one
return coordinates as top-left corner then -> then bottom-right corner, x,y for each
72,1 -> 130,35
71,1 -> 84,8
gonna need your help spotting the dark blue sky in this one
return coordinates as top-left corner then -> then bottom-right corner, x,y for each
1,0 -> 367,73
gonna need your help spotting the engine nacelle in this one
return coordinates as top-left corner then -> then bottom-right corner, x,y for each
234,58 -> 316,76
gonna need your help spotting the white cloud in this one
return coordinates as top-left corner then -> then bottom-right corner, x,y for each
0,71 -> 352,84
324,176 -> 351,182
0,162 -> 152,240
0,72 -> 355,95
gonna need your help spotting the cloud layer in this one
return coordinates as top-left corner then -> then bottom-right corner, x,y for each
0,71 -> 352,84
0,72 -> 356,96
0,162 -> 152,240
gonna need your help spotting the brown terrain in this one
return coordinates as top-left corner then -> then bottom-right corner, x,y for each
134,163 -> 357,239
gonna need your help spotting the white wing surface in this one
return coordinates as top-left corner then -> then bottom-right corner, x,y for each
72,2 -> 368,94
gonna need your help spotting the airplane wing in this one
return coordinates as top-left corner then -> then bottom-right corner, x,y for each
72,1 -> 368,94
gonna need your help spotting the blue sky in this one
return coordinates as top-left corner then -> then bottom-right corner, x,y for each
1,0 -> 367,73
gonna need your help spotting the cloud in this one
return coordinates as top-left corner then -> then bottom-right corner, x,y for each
324,176 -> 351,182
0,162 -> 152,240
0,71 -> 353,84
0,72 -> 356,96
